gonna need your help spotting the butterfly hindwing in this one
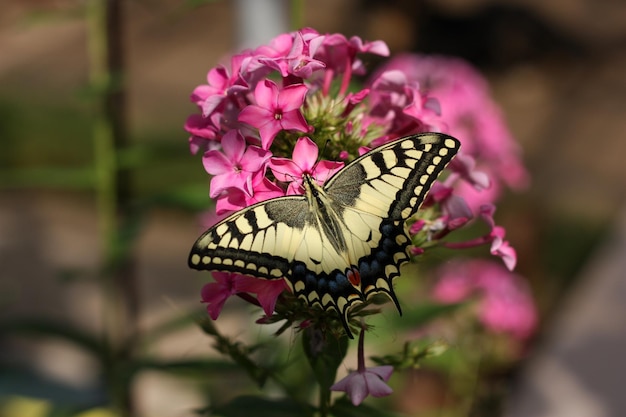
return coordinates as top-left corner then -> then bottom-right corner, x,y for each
189,133 -> 460,335
318,132 -> 460,315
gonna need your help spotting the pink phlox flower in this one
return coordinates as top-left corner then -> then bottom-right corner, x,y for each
368,70 -> 441,139
202,130 -> 272,198
449,153 -> 491,191
431,268 -> 475,303
409,219 -> 426,235
478,276 -> 537,340
330,328 -> 393,406
252,32 -> 295,59
185,114 -> 220,155
214,172 -> 284,215
269,137 -> 344,195
238,79 -> 310,149
200,272 -> 254,320
376,53 -> 529,190
342,88 -> 370,116
425,182 -> 473,227
201,272 -> 287,320
490,225 -> 517,271
243,31 -> 317,86
317,33 -> 390,75
193,64 -> 248,117
235,276 -> 289,317
357,146 -> 371,156
441,204 -> 516,270
331,366 -> 394,406
452,178 -> 501,213
479,206 -> 516,270
432,260 -> 537,340
258,30 -> 326,79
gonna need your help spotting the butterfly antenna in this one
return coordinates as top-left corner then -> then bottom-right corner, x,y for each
314,139 -> 340,185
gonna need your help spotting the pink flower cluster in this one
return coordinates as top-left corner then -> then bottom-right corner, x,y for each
375,54 -> 529,210
432,260 -> 537,340
185,28 -> 524,325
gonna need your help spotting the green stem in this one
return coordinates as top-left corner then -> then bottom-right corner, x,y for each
87,0 -> 138,415
289,0 -> 305,30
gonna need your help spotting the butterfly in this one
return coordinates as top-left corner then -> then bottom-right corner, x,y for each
189,133 -> 460,336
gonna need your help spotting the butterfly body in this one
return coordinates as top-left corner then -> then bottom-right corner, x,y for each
189,133 -> 460,334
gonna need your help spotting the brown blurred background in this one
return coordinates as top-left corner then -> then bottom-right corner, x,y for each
1,0 -> 625,416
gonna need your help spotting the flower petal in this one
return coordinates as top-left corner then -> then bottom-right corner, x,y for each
221,130 -> 246,162
238,105 -> 274,129
269,157 -> 303,182
277,83 -> 308,111
363,372 -> 394,398
255,79 -> 279,108
291,136 -> 319,172
202,150 -> 233,176
279,110 -> 310,133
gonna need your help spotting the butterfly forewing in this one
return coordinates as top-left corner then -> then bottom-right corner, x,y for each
189,196 -> 309,279
189,133 -> 460,336
324,133 -> 459,221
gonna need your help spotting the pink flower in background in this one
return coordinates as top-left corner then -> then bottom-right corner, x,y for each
441,204 -> 517,270
269,136 -> 344,195
238,79 -> 310,149
376,54 -> 529,193
367,70 -> 442,143
432,260 -> 537,340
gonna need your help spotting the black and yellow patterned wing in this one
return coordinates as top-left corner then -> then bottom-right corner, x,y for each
189,133 -> 460,334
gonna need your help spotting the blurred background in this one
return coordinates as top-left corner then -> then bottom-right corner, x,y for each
1,0 -> 625,416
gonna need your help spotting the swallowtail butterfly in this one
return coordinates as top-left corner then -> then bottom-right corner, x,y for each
189,133 -> 460,335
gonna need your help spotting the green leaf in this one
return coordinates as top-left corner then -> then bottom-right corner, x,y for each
330,397 -> 407,417
211,395 -> 315,417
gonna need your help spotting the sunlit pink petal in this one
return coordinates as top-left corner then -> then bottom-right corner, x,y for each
221,130 -> 246,161
238,105 -> 274,129
277,83 -> 308,111
240,145 -> 272,172
254,79 -> 278,108
291,136 -> 319,172
280,111 -> 310,133
202,150 -> 234,176
269,157 -> 303,182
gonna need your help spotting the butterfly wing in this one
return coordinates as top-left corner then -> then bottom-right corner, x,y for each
189,133 -> 460,335
324,132 -> 460,221
189,196 -> 310,279
320,132 -> 461,313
